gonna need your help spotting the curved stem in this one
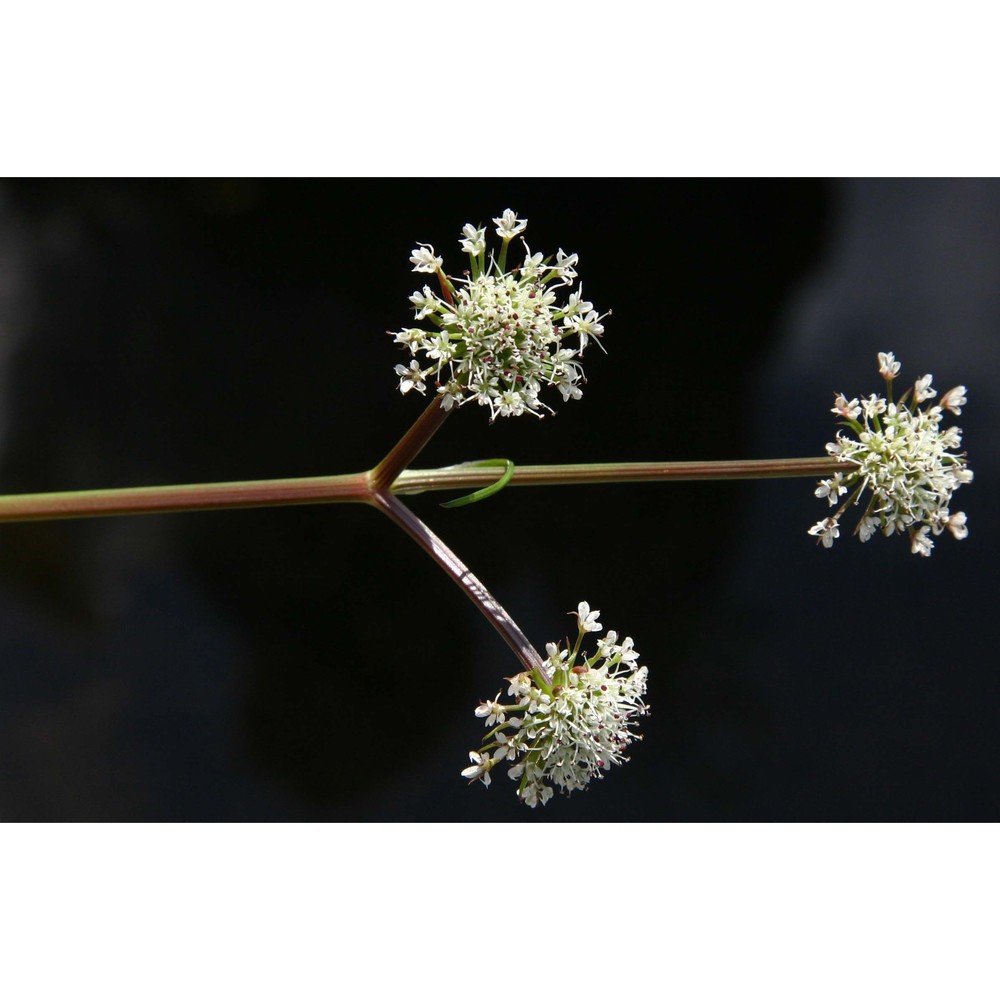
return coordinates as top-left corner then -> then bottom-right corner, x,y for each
372,490 -> 547,679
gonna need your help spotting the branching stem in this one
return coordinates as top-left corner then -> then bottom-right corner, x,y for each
0,457 -> 840,523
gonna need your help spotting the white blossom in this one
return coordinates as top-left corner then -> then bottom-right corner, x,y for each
506,672 -> 532,699
545,641 -> 568,670
861,393 -> 887,418
911,526 -> 934,557
564,308 -> 609,355
408,286 -> 438,320
493,730 -> 519,761
878,351 -> 901,379
409,243 -> 442,273
553,249 -> 579,285
459,224 -> 486,256
810,353 -> 972,556
390,211 -> 606,418
493,208 -> 527,240
858,515 -> 880,542
596,630 -> 620,659
940,385 -> 967,415
394,360 -> 427,395
576,601 -> 602,632
617,636 -> 640,668
914,374 -> 936,403
831,393 -> 862,420
462,603 -> 648,806
946,510 -> 968,539
808,517 -> 840,548
474,693 -> 505,726
436,380 -> 464,411
461,751 -> 494,787
560,286 -> 594,319
815,472 -> 848,506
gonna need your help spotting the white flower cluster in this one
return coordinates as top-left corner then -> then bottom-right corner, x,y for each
809,352 -> 972,557
461,602 -> 648,807
390,210 -> 608,420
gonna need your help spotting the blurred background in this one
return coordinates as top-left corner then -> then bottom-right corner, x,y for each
0,178 -> 996,821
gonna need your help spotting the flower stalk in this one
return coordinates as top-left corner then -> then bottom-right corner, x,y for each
372,490 -> 546,678
370,395 -> 452,492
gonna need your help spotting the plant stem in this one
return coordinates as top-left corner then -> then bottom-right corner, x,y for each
0,472 -> 373,523
393,456 -> 843,494
372,490 -> 547,679
0,457 -> 841,524
371,395 -> 450,493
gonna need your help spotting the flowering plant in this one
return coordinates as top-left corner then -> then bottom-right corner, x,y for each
0,210 -> 974,809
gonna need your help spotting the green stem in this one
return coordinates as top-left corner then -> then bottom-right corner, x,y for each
0,457 -> 841,525
0,471 -> 373,523
371,394 -> 451,492
394,456 -> 842,494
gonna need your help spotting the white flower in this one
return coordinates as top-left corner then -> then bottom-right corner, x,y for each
497,389 -> 526,418
617,636 -> 640,668
861,393 -> 887,418
814,473 -> 847,506
564,309 -> 609,355
389,211 -> 606,417
831,394 -> 862,420
394,360 -> 427,395
808,517 -> 840,548
408,286 -> 438,320
811,353 -> 972,556
914,374 -> 936,403
493,208 -> 527,240
545,641 -> 568,671
878,351 -> 901,379
520,783 -> 554,808
946,510 -> 968,540
461,751 -> 494,787
940,385 -> 967,415
858,515 -> 880,542
409,243 -> 443,273
392,328 -> 426,354
463,604 -> 649,806
436,380 -> 464,411
459,224 -> 486,256
554,249 -> 579,285
596,630 -> 620,659
506,672 -> 532,699
493,730 -> 519,761
425,333 -> 455,364
560,286 -> 593,319
474,693 -> 505,726
576,601 -> 602,633
519,246 -> 545,279
911,526 -> 934,557
556,378 -> 583,402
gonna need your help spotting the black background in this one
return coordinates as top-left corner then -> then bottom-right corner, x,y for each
0,178 -> 996,821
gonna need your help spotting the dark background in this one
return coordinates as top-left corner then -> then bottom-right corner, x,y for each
0,178 -> 996,821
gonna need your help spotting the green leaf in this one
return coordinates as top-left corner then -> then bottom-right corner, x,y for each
440,459 -> 515,509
